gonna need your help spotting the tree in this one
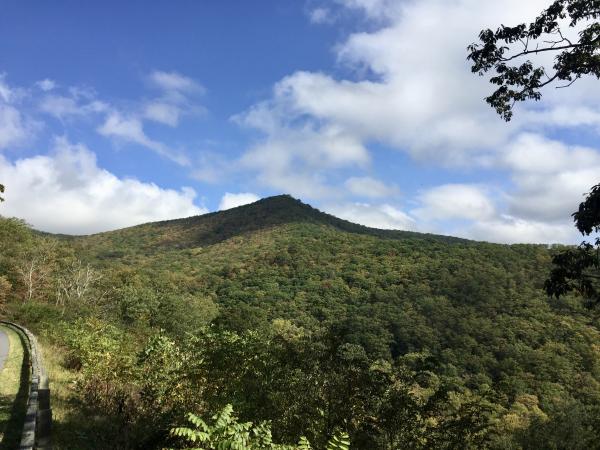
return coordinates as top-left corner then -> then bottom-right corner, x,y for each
467,0 -> 600,121
55,259 -> 104,313
545,184 -> 600,304
0,183 -> 4,202
169,404 -> 349,450
0,275 -> 12,313
17,237 -> 57,302
467,1 -> 600,304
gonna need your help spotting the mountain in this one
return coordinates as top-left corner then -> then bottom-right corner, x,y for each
4,194 -> 600,449
70,194 -> 467,259
67,194 -> 558,345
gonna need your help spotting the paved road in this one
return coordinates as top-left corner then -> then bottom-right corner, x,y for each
0,328 -> 9,372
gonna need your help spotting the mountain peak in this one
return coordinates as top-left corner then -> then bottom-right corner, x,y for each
146,194 -> 466,248
78,194 -> 467,253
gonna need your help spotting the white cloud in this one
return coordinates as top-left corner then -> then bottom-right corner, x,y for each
0,137 -> 205,234
236,0 -> 552,173
234,84 -> 371,200
324,202 -> 414,230
143,101 -> 181,127
401,134 -> 600,243
233,0 -> 554,204
334,0 -> 401,21
36,79 -> 56,92
309,7 -> 334,24
320,184 -> 582,244
0,75 -> 15,103
467,216 -> 577,245
98,112 -> 190,166
229,0 -> 600,244
143,71 -> 205,127
503,133 -> 600,175
405,182 -> 574,243
344,176 -> 397,198
219,192 -> 260,211
0,105 -> 34,149
149,71 -> 204,95
502,133 -> 600,223
39,94 -> 107,120
33,72 -> 203,166
413,184 -> 496,222
0,76 -> 39,150
235,112 -> 368,199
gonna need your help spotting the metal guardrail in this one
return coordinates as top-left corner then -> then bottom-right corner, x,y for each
0,321 -> 51,450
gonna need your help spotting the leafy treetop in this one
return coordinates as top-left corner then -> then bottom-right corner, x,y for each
467,0 -> 600,121
545,183 -> 600,304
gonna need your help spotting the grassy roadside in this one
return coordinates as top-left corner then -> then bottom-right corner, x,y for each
39,338 -> 114,450
0,325 -> 28,449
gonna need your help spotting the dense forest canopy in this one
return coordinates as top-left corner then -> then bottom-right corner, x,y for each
1,195 -> 599,449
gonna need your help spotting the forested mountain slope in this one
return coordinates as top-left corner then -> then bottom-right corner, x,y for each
70,195 -> 465,257
1,195 -> 599,449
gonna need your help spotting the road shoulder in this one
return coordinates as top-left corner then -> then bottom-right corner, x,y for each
0,325 -> 27,448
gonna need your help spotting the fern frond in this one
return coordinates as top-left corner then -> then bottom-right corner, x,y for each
326,431 -> 350,450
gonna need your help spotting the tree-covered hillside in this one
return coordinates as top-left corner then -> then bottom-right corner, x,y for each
1,196 -> 599,449
71,195 -> 465,257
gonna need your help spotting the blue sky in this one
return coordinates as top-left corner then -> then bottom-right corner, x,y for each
0,0 -> 598,243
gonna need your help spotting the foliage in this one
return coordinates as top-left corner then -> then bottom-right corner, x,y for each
59,319 -> 206,448
546,184 -> 600,304
467,0 -> 600,121
0,275 -> 11,313
467,1 -> 600,308
1,198 -> 600,448
169,404 -> 349,450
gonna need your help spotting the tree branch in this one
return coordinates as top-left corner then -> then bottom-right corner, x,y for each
500,42 -> 588,62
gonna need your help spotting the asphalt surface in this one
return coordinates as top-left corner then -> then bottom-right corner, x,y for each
0,328 -> 9,373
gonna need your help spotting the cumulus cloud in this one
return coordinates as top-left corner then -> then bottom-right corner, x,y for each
229,0 -> 600,243
467,216 -> 577,245
219,192 -> 260,210
502,133 -> 600,223
344,176 -> 397,198
236,0 -> 551,175
413,184 -> 496,222
324,202 -> 414,230
406,165 -> 598,243
319,184 -> 581,244
235,110 -> 368,198
0,137 -> 205,234
234,83 -> 371,199
233,0 -> 549,206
